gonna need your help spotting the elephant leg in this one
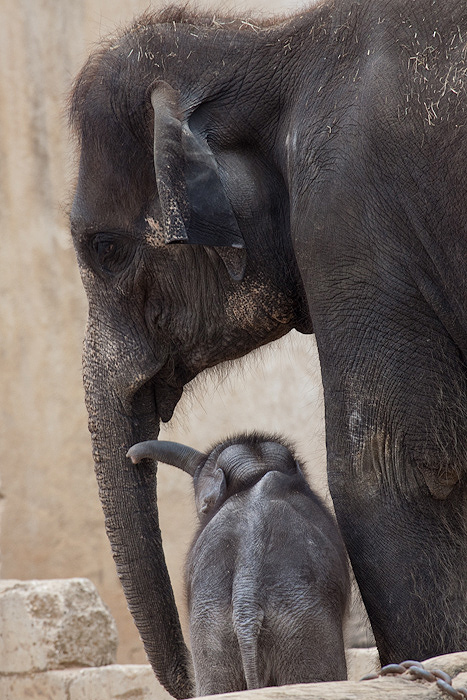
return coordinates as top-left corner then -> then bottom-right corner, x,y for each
307,260 -> 467,663
321,347 -> 467,665
270,616 -> 348,684
190,611 -> 246,695
328,462 -> 467,664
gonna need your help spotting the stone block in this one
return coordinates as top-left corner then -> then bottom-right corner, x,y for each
69,664 -> 170,700
0,665 -> 170,700
455,673 -> 467,692
346,647 -> 380,681
0,669 -> 73,700
0,578 -> 118,673
424,651 -> 467,677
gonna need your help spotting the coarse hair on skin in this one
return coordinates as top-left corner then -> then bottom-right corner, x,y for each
123,3 -> 296,33
164,334 -> 309,440
68,0 -> 312,133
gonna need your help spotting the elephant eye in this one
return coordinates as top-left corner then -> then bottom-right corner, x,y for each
91,233 -> 134,275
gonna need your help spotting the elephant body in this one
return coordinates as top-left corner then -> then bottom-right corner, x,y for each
128,434 -> 350,694
69,1 -> 467,696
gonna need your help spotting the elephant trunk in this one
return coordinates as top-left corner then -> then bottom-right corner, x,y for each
84,352 -> 193,698
127,440 -> 205,477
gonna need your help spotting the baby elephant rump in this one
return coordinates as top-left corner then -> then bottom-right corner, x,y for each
128,433 -> 350,696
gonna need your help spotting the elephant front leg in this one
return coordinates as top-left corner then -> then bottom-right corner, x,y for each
328,446 -> 467,665
310,275 -> 467,664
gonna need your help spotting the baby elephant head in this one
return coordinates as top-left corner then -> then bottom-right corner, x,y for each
127,433 -> 301,517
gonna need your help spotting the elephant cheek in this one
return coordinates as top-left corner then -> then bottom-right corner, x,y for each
82,351 -> 192,698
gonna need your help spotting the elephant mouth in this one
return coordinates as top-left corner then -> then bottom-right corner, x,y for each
153,377 -> 183,422
150,356 -> 194,423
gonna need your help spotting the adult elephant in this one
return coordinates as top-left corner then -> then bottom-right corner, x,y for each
69,0 -> 467,696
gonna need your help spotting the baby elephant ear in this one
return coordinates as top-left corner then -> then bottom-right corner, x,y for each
150,81 -> 245,250
195,468 -> 227,516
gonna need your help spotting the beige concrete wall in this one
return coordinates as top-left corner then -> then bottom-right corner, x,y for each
0,0 -> 333,669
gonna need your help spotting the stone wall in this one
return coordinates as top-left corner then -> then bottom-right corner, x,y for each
0,578 -> 169,700
0,0 -> 369,678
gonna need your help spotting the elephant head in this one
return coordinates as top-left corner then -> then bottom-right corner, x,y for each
127,435 -> 299,518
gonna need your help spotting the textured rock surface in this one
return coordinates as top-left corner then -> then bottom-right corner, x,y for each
67,665 -> 171,700
0,665 -> 170,700
196,652 -> 467,700
346,647 -> 380,681
424,651 -> 467,678
0,578 -> 117,673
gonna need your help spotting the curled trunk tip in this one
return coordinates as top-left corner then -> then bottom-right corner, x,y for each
127,439 -> 205,476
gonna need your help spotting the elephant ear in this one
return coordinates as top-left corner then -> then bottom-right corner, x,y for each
195,467 -> 227,516
150,81 -> 245,276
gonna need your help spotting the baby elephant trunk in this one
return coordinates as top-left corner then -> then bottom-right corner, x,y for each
127,440 -> 205,476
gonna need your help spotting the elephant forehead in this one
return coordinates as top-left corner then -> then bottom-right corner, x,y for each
216,444 -> 252,470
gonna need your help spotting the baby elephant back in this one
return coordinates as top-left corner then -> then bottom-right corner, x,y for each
187,466 -> 350,694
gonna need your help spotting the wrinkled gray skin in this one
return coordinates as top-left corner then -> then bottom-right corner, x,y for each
128,434 -> 350,695
69,0 -> 467,696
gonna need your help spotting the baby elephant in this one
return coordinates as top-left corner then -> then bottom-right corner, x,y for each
128,433 -> 350,696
